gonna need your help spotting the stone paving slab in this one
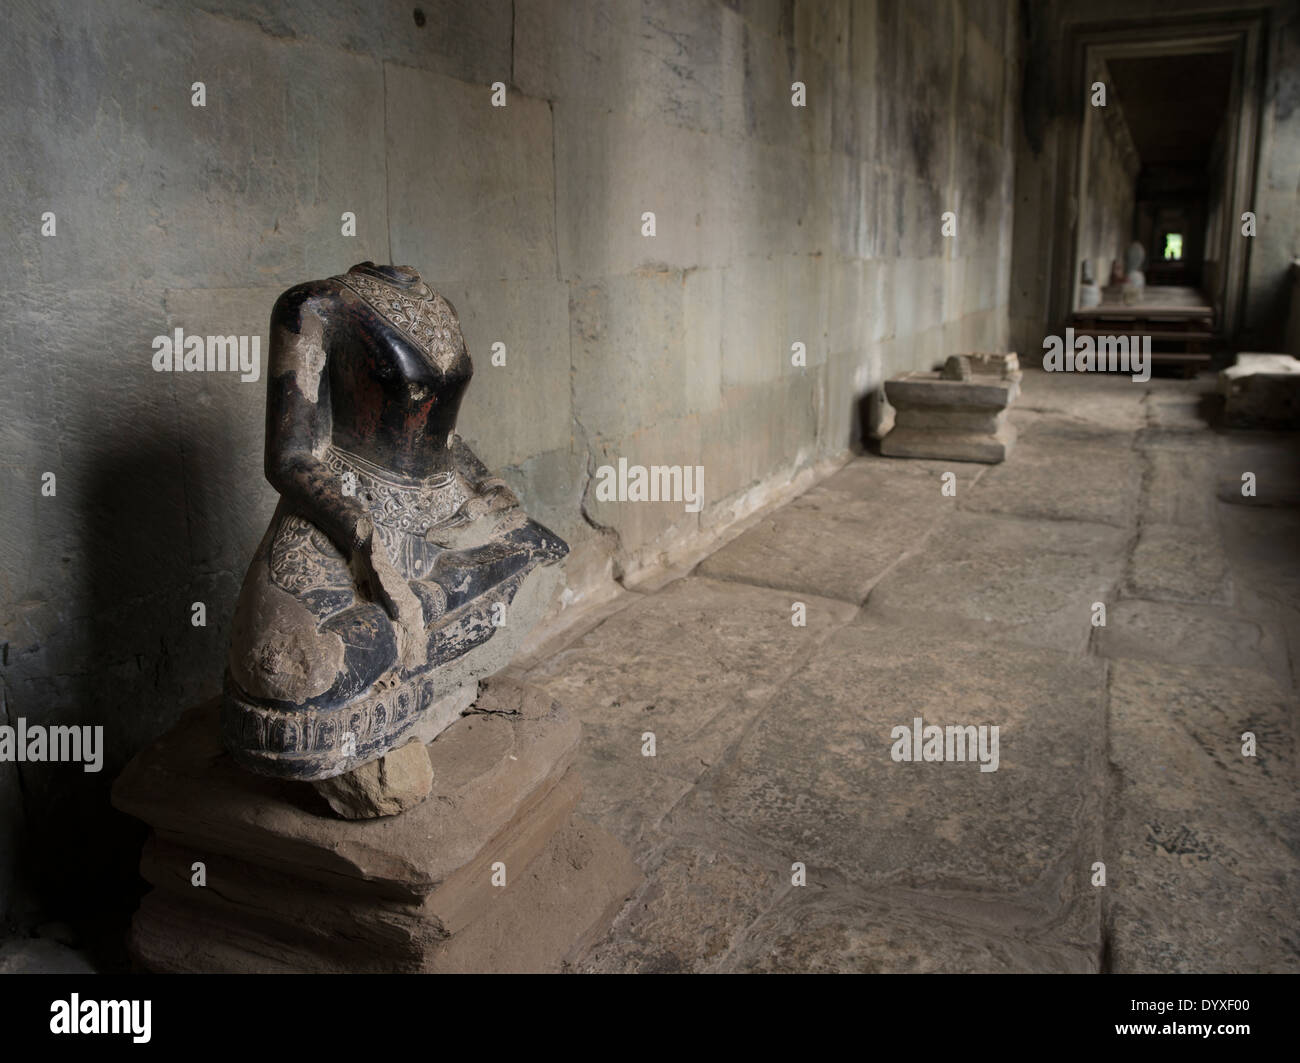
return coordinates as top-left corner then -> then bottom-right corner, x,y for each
960,434 -> 1141,528
1095,599 -> 1286,678
1123,521 -> 1231,605
1111,659 -> 1298,848
582,808 -> 1095,973
1142,448 -> 1220,525
1145,394 -> 1216,432
1105,659 -> 1300,972
688,618 -> 1108,919
579,837 -> 787,973
1135,426 -> 1222,452
695,458 -> 955,602
1012,410 -> 1138,451
719,886 -> 1097,973
521,577 -> 857,850
1219,511 -> 1300,698
1219,505 -> 1300,599
793,456 -> 963,521
1015,370 -> 1147,431
866,512 -> 1127,653
1215,434 -> 1300,508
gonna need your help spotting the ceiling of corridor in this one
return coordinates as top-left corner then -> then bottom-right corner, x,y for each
1108,51 -> 1235,165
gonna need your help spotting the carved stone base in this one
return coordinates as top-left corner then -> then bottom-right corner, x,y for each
111,682 -> 642,973
1219,352 -> 1300,428
881,362 -> 1020,464
881,418 -> 1017,463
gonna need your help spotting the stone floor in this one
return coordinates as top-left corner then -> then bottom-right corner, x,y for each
511,368 -> 1300,973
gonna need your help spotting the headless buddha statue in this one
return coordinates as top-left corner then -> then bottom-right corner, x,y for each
222,262 -> 568,780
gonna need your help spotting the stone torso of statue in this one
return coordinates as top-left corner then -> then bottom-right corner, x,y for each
1124,241 -> 1146,278
222,263 -> 568,781
325,265 -> 473,477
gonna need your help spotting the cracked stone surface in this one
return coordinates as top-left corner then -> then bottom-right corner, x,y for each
521,577 -> 857,849
524,369 -> 1300,973
865,511 -> 1128,654
695,460 -> 956,602
1105,660 -> 1299,972
960,431 -> 1141,528
1124,522 -> 1232,605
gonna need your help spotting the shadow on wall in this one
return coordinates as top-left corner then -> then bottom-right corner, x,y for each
10,393 -> 243,953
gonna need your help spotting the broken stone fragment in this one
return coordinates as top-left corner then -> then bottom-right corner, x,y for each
311,738 -> 434,819
941,355 -> 972,381
938,352 -> 1021,383
1218,352 -> 1300,428
958,351 -> 1020,380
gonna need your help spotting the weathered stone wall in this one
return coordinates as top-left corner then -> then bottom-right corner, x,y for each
1203,118 -> 1232,301
1286,260 -> 1300,356
0,0 -> 1020,926
1246,5 -> 1300,349
1079,56 -> 1140,292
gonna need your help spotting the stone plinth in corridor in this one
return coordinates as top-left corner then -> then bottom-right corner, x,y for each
1219,352 -> 1300,428
881,353 -> 1022,463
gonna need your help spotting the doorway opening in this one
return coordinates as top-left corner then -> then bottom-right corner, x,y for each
1056,14 -> 1266,371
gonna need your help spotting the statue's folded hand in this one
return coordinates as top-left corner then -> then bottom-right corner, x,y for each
459,478 -> 518,520
349,534 -> 428,670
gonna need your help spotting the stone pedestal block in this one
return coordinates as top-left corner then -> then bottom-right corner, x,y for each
1219,353 -> 1300,428
881,353 -> 1020,463
111,681 -> 642,973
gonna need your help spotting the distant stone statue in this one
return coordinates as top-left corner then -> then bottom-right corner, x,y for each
1123,240 -> 1146,300
1124,240 -> 1146,277
222,263 -> 568,780
1079,259 -> 1101,308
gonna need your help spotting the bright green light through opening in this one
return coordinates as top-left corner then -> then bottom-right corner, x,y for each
1163,233 -> 1183,261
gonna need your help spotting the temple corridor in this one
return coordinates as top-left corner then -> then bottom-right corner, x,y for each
2,0 -> 1298,994
508,369 -> 1300,972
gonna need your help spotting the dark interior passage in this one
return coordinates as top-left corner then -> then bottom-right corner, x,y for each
1108,51 -> 1234,292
